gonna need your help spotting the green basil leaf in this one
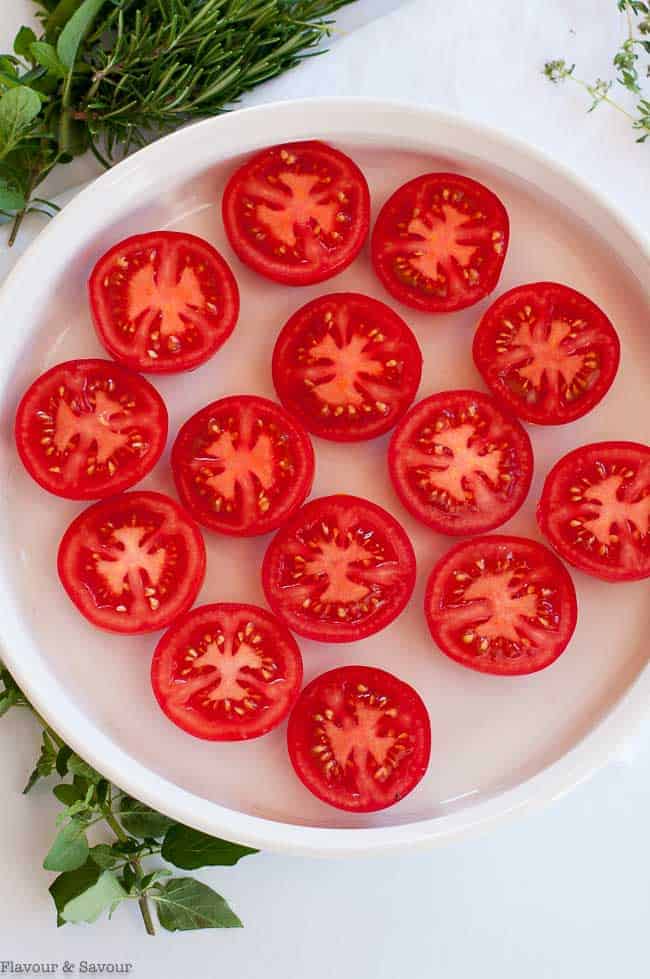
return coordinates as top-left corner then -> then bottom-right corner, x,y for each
67,753 -> 101,784
30,41 -> 67,77
60,869 -> 127,924
52,783 -> 84,806
0,687 -> 18,719
161,825 -> 258,870
23,730 -> 58,794
43,818 -> 89,872
56,0 -> 106,69
153,878 -> 242,932
140,869 -> 171,890
55,744 -> 72,776
0,87 -> 42,148
119,796 -> 175,839
88,844 -> 120,870
49,858 -> 101,927
13,27 -> 38,59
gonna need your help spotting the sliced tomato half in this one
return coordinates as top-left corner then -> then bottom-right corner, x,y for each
222,141 -> 370,286
262,494 -> 416,643
287,665 -> 431,812
272,292 -> 422,442
171,395 -> 315,537
425,535 -> 578,675
58,491 -> 206,634
151,603 -> 303,741
473,282 -> 621,425
89,231 -> 239,373
371,173 -> 509,313
388,390 -> 533,536
537,441 -> 650,582
15,359 -> 167,500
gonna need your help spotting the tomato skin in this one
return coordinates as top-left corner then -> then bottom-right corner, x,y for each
222,141 -> 370,286
14,358 -> 168,500
473,282 -> 621,425
57,491 -> 206,634
371,172 -> 509,313
537,441 -> 650,582
151,603 -> 303,741
89,230 -> 239,374
262,494 -> 416,643
287,665 -> 431,812
388,390 -> 533,536
272,292 -> 423,442
171,395 -> 315,538
425,535 -> 578,676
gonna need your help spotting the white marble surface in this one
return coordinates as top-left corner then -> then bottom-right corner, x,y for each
1,1 -> 650,976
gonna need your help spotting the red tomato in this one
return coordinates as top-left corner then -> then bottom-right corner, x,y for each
58,491 -> 206,634
151,603 -> 303,741
537,441 -> 650,582
388,390 -> 533,536
287,665 -> 430,812
89,231 -> 239,373
15,359 -> 167,500
272,292 -> 422,442
371,173 -> 509,313
262,494 -> 416,643
473,282 -> 620,425
171,395 -> 314,537
222,141 -> 370,286
425,535 -> 577,675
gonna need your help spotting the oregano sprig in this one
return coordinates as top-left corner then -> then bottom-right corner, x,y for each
0,664 -> 257,935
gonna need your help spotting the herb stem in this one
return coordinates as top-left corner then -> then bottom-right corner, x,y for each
104,794 -> 155,936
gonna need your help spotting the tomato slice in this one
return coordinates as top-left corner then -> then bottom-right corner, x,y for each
272,292 -> 422,442
58,491 -> 206,634
287,665 -> 430,812
89,231 -> 239,373
151,603 -> 303,741
262,494 -> 416,643
171,395 -> 314,537
15,359 -> 167,500
473,282 -> 621,425
425,535 -> 577,675
537,441 -> 650,582
222,141 -> 370,286
388,390 -> 533,536
371,173 -> 509,313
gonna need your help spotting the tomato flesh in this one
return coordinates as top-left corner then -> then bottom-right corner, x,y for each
58,491 -> 206,633
473,282 -> 620,425
172,395 -> 314,537
371,173 -> 509,312
389,390 -> 533,535
272,292 -> 422,442
222,141 -> 370,285
287,665 -> 430,812
151,603 -> 303,741
15,359 -> 167,500
89,231 -> 239,373
262,494 -> 416,642
537,441 -> 650,582
425,535 -> 577,675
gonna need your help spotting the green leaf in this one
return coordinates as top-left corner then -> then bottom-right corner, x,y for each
119,796 -> 175,839
23,730 -> 58,794
0,687 -> 18,718
49,858 -> 101,927
88,844 -> 120,869
60,869 -> 127,924
53,783 -> 85,806
140,869 -> 171,890
0,178 -> 25,211
43,818 -> 89,872
153,878 -> 242,932
0,57 -> 18,79
55,744 -> 72,776
161,825 -> 258,870
30,41 -> 67,77
0,87 -> 42,148
56,0 -> 106,69
14,27 -> 38,60
67,753 -> 101,783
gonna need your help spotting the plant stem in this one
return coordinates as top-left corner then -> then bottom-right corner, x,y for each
8,209 -> 27,247
137,894 -> 156,937
104,802 -> 155,936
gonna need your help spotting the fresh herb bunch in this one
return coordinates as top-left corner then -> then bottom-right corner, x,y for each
0,664 -> 257,935
0,0 -> 358,244
544,0 -> 650,142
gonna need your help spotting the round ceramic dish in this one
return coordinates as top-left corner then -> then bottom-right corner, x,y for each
0,99 -> 648,856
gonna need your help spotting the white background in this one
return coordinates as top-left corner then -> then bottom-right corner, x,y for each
2,1 -> 650,976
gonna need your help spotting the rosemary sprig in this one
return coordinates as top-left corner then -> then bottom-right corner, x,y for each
0,0 -> 359,244
0,663 -> 257,934
544,0 -> 650,142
